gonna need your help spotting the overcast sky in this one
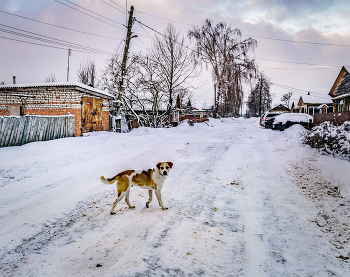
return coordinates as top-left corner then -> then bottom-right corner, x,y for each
1,0 -> 350,108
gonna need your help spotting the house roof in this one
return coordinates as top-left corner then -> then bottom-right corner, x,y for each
329,66 -> 350,98
270,104 -> 290,112
296,94 -> 332,107
0,82 -> 115,99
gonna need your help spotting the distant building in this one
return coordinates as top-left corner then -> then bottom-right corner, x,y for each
269,104 -> 290,113
0,82 -> 114,136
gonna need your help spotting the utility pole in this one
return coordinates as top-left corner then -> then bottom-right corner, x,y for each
214,83 -> 217,118
258,74 -> 262,117
67,49 -> 71,82
116,5 -> 136,132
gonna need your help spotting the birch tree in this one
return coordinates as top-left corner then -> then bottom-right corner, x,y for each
188,19 -> 257,117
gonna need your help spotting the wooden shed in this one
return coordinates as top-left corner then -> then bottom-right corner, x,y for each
0,82 -> 114,136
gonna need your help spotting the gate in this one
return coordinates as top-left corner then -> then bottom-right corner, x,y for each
81,97 -> 103,133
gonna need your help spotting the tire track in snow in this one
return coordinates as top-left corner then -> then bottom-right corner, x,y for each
211,120 -> 347,276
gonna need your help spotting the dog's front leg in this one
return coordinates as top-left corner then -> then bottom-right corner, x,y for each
125,189 -> 135,209
146,190 -> 153,208
155,190 -> 168,210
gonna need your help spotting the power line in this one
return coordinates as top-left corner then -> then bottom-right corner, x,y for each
0,10 -> 122,41
109,0 -> 127,11
134,10 -> 193,26
63,0 -> 124,26
270,82 -> 331,100
0,23 -> 113,55
243,34 -> 350,47
256,57 -> 341,68
260,66 -> 338,71
53,0 -> 125,30
132,9 -> 350,48
0,35 -> 110,54
100,0 -> 125,14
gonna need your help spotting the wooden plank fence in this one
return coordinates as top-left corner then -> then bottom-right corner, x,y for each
314,110 -> 350,126
0,115 -> 75,148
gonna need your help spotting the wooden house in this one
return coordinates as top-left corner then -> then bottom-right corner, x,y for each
293,94 -> 334,116
269,104 -> 290,113
0,82 -> 114,136
329,66 -> 350,111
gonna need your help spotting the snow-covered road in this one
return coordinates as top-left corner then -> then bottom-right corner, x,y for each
0,118 -> 349,276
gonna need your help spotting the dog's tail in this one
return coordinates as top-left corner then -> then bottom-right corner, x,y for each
100,175 -> 119,185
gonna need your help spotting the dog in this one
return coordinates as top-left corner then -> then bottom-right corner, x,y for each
100,162 -> 173,215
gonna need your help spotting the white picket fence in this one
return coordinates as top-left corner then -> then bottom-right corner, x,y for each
0,115 -> 75,148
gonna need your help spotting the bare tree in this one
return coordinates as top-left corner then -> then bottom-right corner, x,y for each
100,23 -> 198,128
247,72 -> 272,116
151,23 -> 200,118
189,19 -> 257,117
77,58 -> 96,87
281,91 -> 293,108
45,74 -> 57,83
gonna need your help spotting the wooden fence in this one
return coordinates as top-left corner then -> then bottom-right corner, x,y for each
314,110 -> 350,126
0,115 -> 75,148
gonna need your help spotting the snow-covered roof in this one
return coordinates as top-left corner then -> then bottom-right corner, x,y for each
273,113 -> 313,124
298,94 -> 333,105
317,104 -> 329,109
0,82 -> 115,99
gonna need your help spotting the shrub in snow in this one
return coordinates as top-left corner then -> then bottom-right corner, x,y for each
302,121 -> 350,158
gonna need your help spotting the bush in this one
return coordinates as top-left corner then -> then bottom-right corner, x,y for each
302,121 -> 350,158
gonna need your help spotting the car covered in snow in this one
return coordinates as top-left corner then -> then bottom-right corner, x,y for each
272,113 -> 313,131
260,112 -> 283,127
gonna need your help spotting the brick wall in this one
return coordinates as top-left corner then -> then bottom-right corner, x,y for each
314,110 -> 350,126
0,85 -> 110,137
102,110 -> 109,132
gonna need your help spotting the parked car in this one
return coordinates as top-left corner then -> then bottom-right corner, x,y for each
272,113 -> 313,131
264,114 -> 282,129
260,112 -> 283,127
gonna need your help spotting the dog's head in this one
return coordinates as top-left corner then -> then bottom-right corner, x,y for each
156,162 -> 173,177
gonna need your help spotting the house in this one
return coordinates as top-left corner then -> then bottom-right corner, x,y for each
292,94 -> 334,115
328,66 -> 350,111
269,104 -> 290,113
313,66 -> 350,126
0,82 -> 114,136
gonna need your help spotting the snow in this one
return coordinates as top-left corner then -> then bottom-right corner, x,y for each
1,118 -> 350,276
298,94 -> 333,105
273,112 -> 314,124
0,82 -> 114,99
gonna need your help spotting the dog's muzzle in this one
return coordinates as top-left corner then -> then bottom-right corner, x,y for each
162,171 -> 168,176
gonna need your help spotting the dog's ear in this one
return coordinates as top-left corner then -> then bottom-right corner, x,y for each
156,162 -> 162,170
167,162 -> 173,169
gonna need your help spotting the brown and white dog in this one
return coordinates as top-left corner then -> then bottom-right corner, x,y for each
100,162 -> 173,215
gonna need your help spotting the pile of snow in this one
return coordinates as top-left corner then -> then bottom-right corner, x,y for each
273,113 -> 313,124
283,124 -> 306,139
302,121 -> 350,158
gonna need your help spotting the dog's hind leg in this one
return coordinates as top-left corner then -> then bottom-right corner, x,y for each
155,190 -> 168,210
146,190 -> 153,208
110,191 -> 125,215
125,189 -> 135,209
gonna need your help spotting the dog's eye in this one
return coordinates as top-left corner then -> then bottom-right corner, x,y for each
166,166 -> 169,169
161,167 -> 164,169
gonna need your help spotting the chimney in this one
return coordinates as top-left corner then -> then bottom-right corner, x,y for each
13,76 -> 16,84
